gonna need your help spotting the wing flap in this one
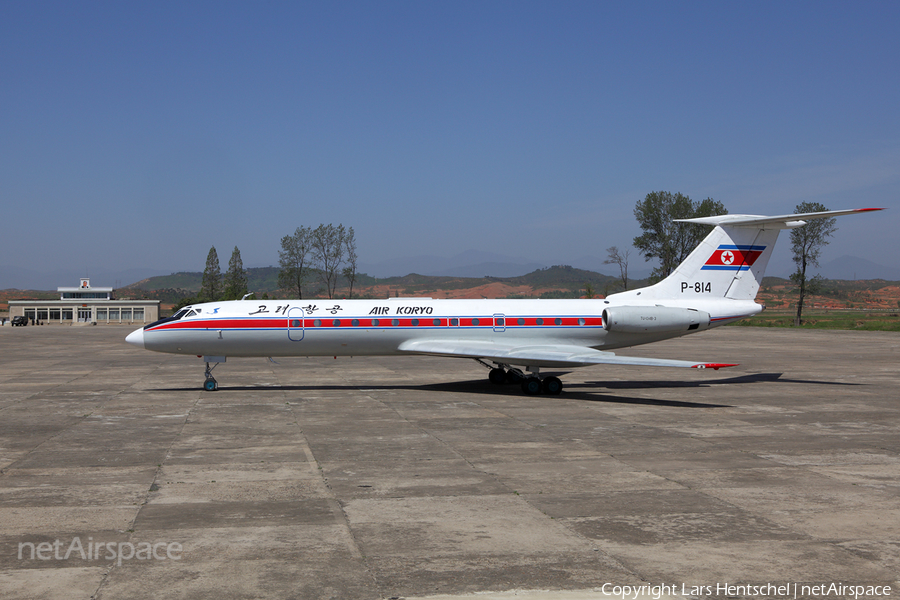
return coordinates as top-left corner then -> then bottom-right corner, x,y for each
397,339 -> 735,370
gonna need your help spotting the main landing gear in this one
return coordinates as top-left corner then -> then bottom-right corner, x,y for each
483,363 -> 563,396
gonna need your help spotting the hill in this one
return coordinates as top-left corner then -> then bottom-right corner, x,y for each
49,269 -> 900,314
120,265 -> 628,304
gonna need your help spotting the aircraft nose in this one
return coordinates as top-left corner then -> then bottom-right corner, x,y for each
125,327 -> 145,349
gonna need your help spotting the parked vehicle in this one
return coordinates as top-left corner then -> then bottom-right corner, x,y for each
12,316 -> 28,326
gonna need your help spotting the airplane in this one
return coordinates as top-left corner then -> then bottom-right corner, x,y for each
126,207 -> 883,394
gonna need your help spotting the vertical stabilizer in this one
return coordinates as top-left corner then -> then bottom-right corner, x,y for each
615,223 -> 780,301
608,208 -> 884,303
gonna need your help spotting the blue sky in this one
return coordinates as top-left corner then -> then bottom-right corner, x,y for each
2,1 -> 897,286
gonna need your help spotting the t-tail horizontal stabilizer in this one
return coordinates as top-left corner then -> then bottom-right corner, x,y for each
675,207 -> 884,229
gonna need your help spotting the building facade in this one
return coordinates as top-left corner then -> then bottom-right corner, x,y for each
8,279 -> 160,325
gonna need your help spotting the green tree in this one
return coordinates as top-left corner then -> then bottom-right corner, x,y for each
200,246 -> 221,302
633,191 -> 727,280
223,246 -> 248,300
790,202 -> 837,326
278,226 -> 312,299
603,245 -> 630,291
311,223 -> 347,299
341,226 -> 358,299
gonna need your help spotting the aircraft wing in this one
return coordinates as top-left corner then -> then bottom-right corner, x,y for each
397,339 -> 736,370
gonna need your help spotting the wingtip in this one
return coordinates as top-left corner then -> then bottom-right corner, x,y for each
692,363 -> 739,370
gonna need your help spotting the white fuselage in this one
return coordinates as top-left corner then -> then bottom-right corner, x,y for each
129,296 -> 760,361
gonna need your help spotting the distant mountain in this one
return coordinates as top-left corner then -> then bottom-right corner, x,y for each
0,265 -> 170,291
818,256 -> 900,281
359,250 -> 545,278
567,254 -> 653,281
124,267 -> 287,294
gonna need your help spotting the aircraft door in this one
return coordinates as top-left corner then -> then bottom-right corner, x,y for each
493,313 -> 506,332
287,307 -> 305,341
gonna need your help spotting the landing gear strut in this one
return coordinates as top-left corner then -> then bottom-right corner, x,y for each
203,362 -> 218,392
201,356 -> 227,391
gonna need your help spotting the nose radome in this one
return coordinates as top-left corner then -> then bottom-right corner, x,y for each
125,327 -> 145,349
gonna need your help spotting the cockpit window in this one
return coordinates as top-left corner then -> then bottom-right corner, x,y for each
144,307 -> 197,330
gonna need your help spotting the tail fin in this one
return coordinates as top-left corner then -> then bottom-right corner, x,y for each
609,208 -> 884,302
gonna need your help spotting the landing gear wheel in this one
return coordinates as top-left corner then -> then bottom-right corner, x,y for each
203,361 -> 219,392
504,370 -> 523,384
542,376 -> 563,395
521,377 -> 542,395
489,368 -> 506,385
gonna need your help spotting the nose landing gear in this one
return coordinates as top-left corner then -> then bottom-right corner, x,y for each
203,362 -> 218,391
201,356 -> 226,391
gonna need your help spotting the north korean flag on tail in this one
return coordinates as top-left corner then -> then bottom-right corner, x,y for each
701,245 -> 765,271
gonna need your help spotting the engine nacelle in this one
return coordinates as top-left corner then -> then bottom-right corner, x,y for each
602,306 -> 710,334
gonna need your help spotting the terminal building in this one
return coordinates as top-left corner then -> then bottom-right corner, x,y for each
8,279 -> 160,325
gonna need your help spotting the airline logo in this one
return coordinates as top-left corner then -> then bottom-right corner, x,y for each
701,245 -> 765,271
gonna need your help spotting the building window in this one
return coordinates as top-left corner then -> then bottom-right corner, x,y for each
97,309 -> 107,321
62,309 -> 73,321
25,309 -> 35,320
109,309 -> 119,321
37,309 -> 49,320
121,309 -> 132,321
49,309 -> 61,321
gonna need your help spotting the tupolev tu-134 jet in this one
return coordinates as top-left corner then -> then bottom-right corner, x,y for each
126,208 -> 883,394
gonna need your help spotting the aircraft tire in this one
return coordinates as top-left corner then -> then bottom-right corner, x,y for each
542,376 -> 563,395
489,368 -> 506,385
521,377 -> 542,395
203,378 -> 218,392
504,370 -> 523,384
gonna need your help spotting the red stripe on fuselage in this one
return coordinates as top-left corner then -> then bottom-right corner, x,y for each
147,316 -> 605,331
